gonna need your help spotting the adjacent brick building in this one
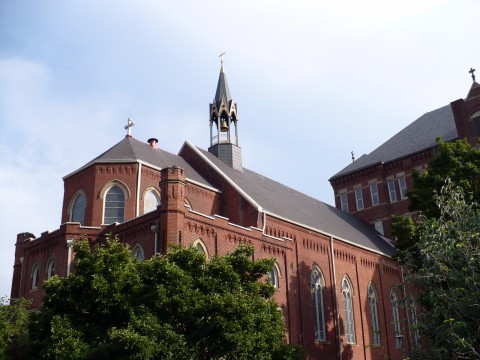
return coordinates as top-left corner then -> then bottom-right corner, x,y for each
12,61 -> 419,359
330,75 -> 480,239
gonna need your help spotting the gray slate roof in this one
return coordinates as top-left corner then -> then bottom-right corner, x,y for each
193,144 -> 395,256
330,104 -> 457,180
64,137 -> 213,188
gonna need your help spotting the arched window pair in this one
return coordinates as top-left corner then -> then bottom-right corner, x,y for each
390,290 -> 419,349
31,257 -> 56,290
309,271 -> 357,344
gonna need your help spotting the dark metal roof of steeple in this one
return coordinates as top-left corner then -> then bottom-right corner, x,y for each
214,64 -> 232,105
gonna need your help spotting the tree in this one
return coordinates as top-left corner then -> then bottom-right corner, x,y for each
0,296 -> 31,360
30,236 -> 302,359
392,138 -> 480,254
403,182 -> 480,359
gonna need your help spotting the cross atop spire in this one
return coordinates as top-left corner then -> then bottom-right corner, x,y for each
124,118 -> 135,137
469,67 -> 476,82
219,51 -> 226,73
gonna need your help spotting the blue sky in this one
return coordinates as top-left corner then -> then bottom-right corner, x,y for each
1,0 -> 479,297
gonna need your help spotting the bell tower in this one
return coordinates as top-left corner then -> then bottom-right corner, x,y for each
208,54 -> 242,171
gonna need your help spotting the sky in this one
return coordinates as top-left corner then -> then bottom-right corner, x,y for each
1,0 -> 479,298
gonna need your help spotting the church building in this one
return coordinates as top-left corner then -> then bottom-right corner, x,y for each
330,69 -> 480,239
12,60 -> 413,359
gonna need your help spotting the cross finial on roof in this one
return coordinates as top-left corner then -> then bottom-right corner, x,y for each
219,51 -> 226,63
351,151 -> 355,162
219,51 -> 226,73
124,118 -> 135,137
469,67 -> 476,82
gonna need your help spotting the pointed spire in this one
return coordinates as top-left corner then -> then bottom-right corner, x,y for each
209,52 -> 237,124
214,52 -> 232,104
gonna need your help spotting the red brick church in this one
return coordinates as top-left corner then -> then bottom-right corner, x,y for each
13,62 -> 479,360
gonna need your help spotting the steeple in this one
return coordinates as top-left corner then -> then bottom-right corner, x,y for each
208,54 -> 242,171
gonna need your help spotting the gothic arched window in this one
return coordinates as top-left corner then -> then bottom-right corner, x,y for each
103,186 -> 125,224
410,296 -> 420,347
143,189 -> 160,214
192,239 -> 208,260
31,263 -> 40,290
368,283 -> 381,346
46,258 -> 56,279
268,263 -> 280,289
342,276 -> 356,344
71,192 -> 86,225
132,244 -> 145,261
390,290 -> 403,349
311,268 -> 326,341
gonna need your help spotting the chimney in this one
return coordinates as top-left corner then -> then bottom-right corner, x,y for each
148,138 -> 159,149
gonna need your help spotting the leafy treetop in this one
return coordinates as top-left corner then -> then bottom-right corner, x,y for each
28,237 -> 302,360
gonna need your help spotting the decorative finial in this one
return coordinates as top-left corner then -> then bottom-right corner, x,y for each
219,51 -> 226,72
469,68 -> 476,82
351,151 -> 355,162
124,118 -> 135,137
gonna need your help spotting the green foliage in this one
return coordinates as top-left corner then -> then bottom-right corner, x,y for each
392,138 -> 480,254
390,215 -> 417,254
404,182 -> 480,359
408,138 -> 480,217
30,236 -> 301,359
0,296 -> 31,360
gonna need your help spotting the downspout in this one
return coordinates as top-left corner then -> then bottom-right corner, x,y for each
354,257 -> 367,359
330,236 -> 342,360
378,260 -> 392,357
401,265 -> 413,351
283,251 -> 292,344
66,238 -> 74,276
136,162 -> 142,217
294,237 -> 304,346
151,222 -> 159,255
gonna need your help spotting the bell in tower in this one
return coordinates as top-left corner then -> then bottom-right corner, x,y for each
220,119 -> 229,132
208,53 -> 243,171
